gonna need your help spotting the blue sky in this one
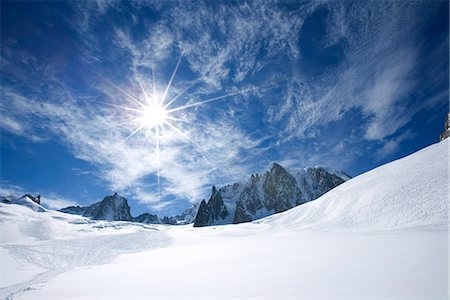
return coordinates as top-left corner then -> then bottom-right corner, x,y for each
1,1 -> 448,217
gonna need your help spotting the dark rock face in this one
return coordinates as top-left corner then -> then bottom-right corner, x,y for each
238,175 -> 264,216
84,193 -> 132,221
440,112 -> 450,141
134,213 -> 161,224
194,186 -> 230,227
1,197 -> 11,204
59,205 -> 88,215
304,168 -> 346,200
193,200 -> 213,227
209,186 -> 229,220
262,163 -> 302,213
19,194 -> 40,204
194,164 -> 350,227
233,203 -> 252,224
59,193 -> 132,221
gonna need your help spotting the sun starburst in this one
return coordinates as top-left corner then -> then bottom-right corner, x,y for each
104,57 -> 243,196
138,101 -> 168,129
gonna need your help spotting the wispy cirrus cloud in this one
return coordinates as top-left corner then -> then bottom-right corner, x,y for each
267,1 -> 448,155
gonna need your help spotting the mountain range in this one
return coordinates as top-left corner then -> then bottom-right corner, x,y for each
58,163 -> 349,226
59,193 -> 199,225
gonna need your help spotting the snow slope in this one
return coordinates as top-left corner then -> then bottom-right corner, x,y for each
0,204 -> 172,299
1,140 -> 448,299
262,138 -> 449,230
2,195 -> 46,213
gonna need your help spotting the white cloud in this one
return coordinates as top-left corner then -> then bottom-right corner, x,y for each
268,1 -> 437,148
42,195 -> 79,210
165,1 -> 315,88
375,130 -> 414,158
0,183 -> 24,197
114,25 -> 174,70
0,115 -> 25,135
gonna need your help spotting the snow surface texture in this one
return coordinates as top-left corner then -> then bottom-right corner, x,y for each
0,140 -> 448,299
0,205 -> 173,299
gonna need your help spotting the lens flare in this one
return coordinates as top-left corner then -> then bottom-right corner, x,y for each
105,57 -> 244,197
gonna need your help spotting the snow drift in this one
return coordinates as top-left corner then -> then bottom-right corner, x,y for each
262,139 -> 448,230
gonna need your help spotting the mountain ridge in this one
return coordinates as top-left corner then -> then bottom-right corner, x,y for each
59,194 -> 199,225
194,164 -> 349,226
55,163 -> 349,226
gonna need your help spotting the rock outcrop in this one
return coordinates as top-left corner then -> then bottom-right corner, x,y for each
440,112 -> 450,141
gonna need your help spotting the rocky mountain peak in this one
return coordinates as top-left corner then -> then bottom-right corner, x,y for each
86,193 -> 132,221
270,162 -> 285,173
60,194 -> 132,221
194,162 -> 350,227
193,200 -> 213,227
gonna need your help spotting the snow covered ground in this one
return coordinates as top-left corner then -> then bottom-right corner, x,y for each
0,205 -> 172,299
1,140 -> 448,299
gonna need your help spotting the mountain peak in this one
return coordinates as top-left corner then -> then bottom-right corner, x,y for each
195,162 -> 349,226
270,162 -> 284,170
104,193 -> 126,203
60,194 -> 132,221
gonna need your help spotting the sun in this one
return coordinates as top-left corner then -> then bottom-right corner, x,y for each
138,102 -> 168,129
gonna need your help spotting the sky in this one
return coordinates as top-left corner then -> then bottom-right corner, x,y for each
1,0 -> 448,217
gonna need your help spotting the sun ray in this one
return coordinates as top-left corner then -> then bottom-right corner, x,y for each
151,65 -> 157,100
160,56 -> 183,105
108,80 -> 147,108
155,125 -> 161,196
137,78 -> 151,104
163,120 -> 215,166
143,125 -> 154,143
163,80 -> 197,109
159,123 -> 169,136
116,119 -> 142,130
167,91 -> 241,113
163,120 -> 196,144
80,60 -> 147,109
123,123 -> 146,142
95,100 -> 143,114
165,116 -> 186,123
